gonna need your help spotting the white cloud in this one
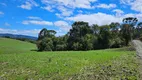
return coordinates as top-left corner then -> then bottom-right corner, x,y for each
19,0 -> 38,10
41,0 -> 97,17
65,12 -> 142,26
54,21 -> 69,27
0,3 -> 7,6
22,20 -> 53,26
96,4 -> 116,9
4,23 -> 11,27
131,0 -> 142,13
77,10 -> 83,13
28,16 -> 42,20
120,0 -> 134,4
41,0 -> 97,9
54,21 -> 71,32
55,13 -> 63,18
0,28 -> 40,37
120,0 -> 142,13
57,6 -> 73,16
65,13 -> 120,25
113,9 -> 124,17
0,11 -> 4,15
41,6 -> 54,12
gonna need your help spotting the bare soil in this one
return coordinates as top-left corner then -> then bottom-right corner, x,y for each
132,40 -> 142,79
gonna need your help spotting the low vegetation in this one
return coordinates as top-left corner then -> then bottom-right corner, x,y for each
0,38 -> 139,80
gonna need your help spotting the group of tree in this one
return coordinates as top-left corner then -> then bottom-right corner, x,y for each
36,17 -> 142,51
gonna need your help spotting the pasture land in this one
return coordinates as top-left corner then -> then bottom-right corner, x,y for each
0,38 -> 139,80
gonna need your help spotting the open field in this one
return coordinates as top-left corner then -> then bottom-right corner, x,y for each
0,38 -> 139,80
0,38 -> 36,54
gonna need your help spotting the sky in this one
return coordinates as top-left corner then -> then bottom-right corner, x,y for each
0,0 -> 142,37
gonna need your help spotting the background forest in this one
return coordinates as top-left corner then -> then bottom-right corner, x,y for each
37,17 -> 142,51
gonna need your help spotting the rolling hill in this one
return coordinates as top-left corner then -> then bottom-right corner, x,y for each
0,38 -> 36,54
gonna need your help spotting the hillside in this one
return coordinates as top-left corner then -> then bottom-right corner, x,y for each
0,38 -> 36,54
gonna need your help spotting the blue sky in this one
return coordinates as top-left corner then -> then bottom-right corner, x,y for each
0,0 -> 142,37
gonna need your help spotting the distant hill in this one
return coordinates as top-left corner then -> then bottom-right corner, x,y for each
0,33 -> 37,40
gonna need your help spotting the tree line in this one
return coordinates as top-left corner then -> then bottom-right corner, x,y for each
36,17 -> 142,51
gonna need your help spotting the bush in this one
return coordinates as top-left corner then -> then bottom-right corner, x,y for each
56,44 -> 66,51
37,38 -> 53,51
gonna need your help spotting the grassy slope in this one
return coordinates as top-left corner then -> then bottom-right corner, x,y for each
0,38 -> 36,54
0,38 -> 139,80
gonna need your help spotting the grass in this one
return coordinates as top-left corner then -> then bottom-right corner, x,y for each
0,38 -> 36,54
0,38 -> 139,80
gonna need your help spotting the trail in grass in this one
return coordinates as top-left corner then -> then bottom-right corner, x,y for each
132,40 -> 142,79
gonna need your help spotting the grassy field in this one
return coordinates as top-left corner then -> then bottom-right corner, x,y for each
0,38 -> 139,80
0,38 -> 36,54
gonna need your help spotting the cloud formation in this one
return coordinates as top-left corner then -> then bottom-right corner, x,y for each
65,12 -> 142,26
41,0 -> 97,17
96,4 -> 116,9
54,21 -> 71,32
113,9 -> 124,16
19,0 -> 38,10
22,20 -> 53,26
120,0 -> 142,13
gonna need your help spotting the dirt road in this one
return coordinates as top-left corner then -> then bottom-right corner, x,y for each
132,40 -> 142,58
132,40 -> 142,79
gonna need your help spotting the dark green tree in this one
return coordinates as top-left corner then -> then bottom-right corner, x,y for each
67,21 -> 93,50
37,28 -> 56,51
96,25 -> 111,49
91,24 -> 99,35
135,22 -> 142,38
121,17 -> 138,46
109,22 -> 123,48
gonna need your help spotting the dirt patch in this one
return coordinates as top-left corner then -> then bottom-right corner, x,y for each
132,40 -> 142,79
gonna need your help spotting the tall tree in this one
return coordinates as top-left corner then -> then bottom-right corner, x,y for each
37,28 -> 56,51
109,22 -> 122,48
135,22 -> 142,38
97,25 -> 111,49
137,22 -> 142,32
92,24 -> 99,35
37,28 -> 48,40
121,17 -> 138,46
67,21 -> 93,50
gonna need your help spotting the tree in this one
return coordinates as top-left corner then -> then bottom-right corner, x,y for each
109,22 -> 123,48
121,17 -> 138,46
123,17 -> 138,27
37,28 -> 56,41
36,19 -> 139,51
67,21 -> 93,50
92,24 -> 99,35
37,28 -> 48,40
137,22 -> 142,29
36,28 -> 56,51
54,35 -> 68,51
136,22 -> 142,38
96,25 -> 111,49
110,22 -> 120,32
36,38 -> 53,51
81,34 -> 94,50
